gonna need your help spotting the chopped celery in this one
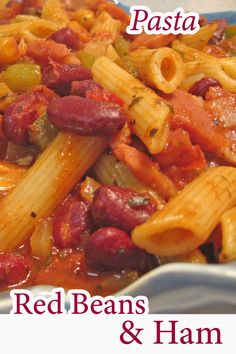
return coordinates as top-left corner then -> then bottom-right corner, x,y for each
115,36 -> 139,78
77,51 -> 96,69
115,36 -> 130,57
28,113 -> 58,150
3,63 -> 41,93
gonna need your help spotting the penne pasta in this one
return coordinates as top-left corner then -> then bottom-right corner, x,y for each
172,40 -> 236,93
92,56 -> 172,154
0,133 -> 105,252
179,73 -> 204,91
13,15 -> 39,22
219,207 -> 236,263
0,0 -> 8,8
105,44 -> 120,61
132,166 -> 236,257
130,47 -> 184,93
25,20 -> 61,40
41,0 -> 70,26
90,11 -> 122,42
0,0 -> 236,297
0,20 -> 60,40
179,23 -> 218,50
158,248 -> 207,265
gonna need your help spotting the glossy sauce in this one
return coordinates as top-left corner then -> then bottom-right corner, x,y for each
0,241 -> 139,296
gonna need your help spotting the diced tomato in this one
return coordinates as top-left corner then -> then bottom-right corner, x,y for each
163,165 -> 203,190
155,128 -> 206,168
205,86 -> 236,129
27,40 -> 70,64
205,86 -> 236,163
113,143 -> 177,200
3,90 -> 54,145
163,89 -> 227,153
180,145 -> 206,171
86,87 -> 124,106
155,128 -> 206,189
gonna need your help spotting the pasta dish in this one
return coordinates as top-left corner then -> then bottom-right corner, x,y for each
0,0 -> 235,296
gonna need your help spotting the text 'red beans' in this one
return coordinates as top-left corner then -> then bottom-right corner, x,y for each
47,96 -> 126,135
70,80 -> 102,97
189,77 -> 221,98
43,61 -> 92,95
85,227 -> 157,272
53,196 -> 92,249
3,91 -> 51,145
91,185 -> 157,232
0,253 -> 29,286
50,28 -> 79,50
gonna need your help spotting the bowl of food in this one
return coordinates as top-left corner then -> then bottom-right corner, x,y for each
0,0 -> 236,314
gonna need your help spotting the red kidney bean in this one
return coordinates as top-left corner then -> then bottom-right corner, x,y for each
47,96 -> 126,135
0,253 -> 29,287
3,92 -> 51,145
91,185 -> 157,232
70,80 -> 102,97
53,196 -> 92,249
43,60 -> 92,95
209,19 -> 227,45
189,77 -> 221,98
50,28 -> 79,50
85,227 -> 157,272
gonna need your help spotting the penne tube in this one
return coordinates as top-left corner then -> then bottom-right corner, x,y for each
158,248 -> 207,265
13,15 -> 39,22
42,0 -> 70,26
91,152 -> 164,207
172,40 -> 236,93
92,57 -> 172,154
179,23 -> 218,50
0,20 -> 60,40
0,22 -> 34,38
132,166 -> 236,256
0,0 -> 8,8
129,47 -> 184,93
0,133 -> 105,252
219,207 -> 236,263
90,11 -> 122,42
179,73 -> 204,91
105,44 -> 120,61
